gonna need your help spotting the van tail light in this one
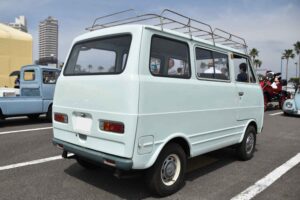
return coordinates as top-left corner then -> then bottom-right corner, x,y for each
54,113 -> 68,123
100,120 -> 124,134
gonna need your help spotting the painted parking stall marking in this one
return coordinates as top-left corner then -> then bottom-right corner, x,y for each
0,127 -> 52,135
269,111 -> 283,116
0,156 -> 62,171
231,152 -> 300,200
0,153 -> 74,171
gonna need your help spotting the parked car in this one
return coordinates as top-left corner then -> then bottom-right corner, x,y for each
0,65 -> 60,121
282,82 -> 296,98
52,9 -> 264,196
283,85 -> 300,116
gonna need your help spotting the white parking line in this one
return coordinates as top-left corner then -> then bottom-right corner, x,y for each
269,111 -> 283,116
0,155 -> 62,171
0,127 -> 52,135
231,152 -> 300,200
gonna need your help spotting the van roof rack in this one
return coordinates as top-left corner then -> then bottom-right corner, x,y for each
86,9 -> 248,53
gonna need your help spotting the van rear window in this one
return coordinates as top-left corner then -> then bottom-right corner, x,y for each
64,35 -> 131,75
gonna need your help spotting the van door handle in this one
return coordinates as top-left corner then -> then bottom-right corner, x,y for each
238,92 -> 244,96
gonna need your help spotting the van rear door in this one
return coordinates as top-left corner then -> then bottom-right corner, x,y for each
53,32 -> 141,159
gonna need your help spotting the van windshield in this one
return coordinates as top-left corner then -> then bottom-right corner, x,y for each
64,35 -> 132,75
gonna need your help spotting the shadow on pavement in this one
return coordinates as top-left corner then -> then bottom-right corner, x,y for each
0,116 -> 51,128
64,147 -> 241,199
64,163 -> 150,199
186,148 -> 237,181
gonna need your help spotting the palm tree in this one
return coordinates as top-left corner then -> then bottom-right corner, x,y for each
253,59 -> 262,68
282,49 -> 295,81
294,41 -> 300,80
249,48 -> 259,62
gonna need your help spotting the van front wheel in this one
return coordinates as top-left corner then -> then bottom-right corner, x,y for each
146,143 -> 186,197
237,125 -> 256,161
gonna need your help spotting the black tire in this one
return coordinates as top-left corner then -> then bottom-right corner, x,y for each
27,114 -> 40,120
237,125 -> 256,161
284,112 -> 289,116
145,143 -> 187,197
46,105 -> 52,122
76,157 -> 98,169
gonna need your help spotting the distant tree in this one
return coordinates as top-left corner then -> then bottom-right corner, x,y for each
282,49 -> 295,82
249,48 -> 259,62
253,59 -> 262,68
88,64 -> 93,72
98,66 -> 104,71
294,41 -> 300,81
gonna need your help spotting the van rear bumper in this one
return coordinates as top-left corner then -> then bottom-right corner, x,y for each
52,138 -> 133,170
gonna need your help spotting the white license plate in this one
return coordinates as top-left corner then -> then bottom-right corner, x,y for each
73,117 -> 92,134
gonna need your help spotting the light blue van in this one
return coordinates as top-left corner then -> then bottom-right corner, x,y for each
52,9 -> 264,196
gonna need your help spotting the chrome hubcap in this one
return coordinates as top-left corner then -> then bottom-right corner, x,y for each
246,133 -> 254,154
161,154 -> 181,186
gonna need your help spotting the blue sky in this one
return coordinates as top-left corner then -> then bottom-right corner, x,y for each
1,0 -> 300,77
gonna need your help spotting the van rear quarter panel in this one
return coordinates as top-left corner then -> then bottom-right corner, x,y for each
133,29 -> 245,169
53,26 -> 143,158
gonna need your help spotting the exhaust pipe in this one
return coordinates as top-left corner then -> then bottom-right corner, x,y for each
62,150 -> 68,158
61,150 -> 75,159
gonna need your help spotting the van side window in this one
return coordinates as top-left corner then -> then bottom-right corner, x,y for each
150,36 -> 190,78
150,57 -> 161,75
248,60 -> 256,83
213,52 -> 230,80
122,53 -> 128,70
24,70 -> 35,81
196,48 -> 229,80
233,54 -> 256,83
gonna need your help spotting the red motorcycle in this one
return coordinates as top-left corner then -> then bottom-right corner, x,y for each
259,72 -> 289,111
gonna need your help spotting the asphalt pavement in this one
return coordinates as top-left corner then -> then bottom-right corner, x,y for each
0,111 -> 299,200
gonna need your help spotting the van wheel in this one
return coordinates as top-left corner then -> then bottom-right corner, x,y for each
46,105 -> 52,122
145,143 -> 186,197
76,157 -> 98,169
237,125 -> 256,161
27,114 -> 40,120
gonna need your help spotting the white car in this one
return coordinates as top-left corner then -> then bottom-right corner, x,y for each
283,85 -> 300,115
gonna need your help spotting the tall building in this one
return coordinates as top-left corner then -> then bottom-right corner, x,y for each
7,16 -> 28,33
39,16 -> 58,65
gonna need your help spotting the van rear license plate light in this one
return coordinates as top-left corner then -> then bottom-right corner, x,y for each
100,120 -> 124,134
54,113 -> 68,123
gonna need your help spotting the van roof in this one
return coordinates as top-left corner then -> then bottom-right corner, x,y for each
82,9 -> 248,55
74,24 -> 246,55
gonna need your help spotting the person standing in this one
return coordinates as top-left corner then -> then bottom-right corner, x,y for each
14,74 -> 20,88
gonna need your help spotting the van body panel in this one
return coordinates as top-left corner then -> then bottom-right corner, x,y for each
53,26 -> 143,158
131,29 -> 246,169
52,25 -> 264,170
235,82 -> 264,131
